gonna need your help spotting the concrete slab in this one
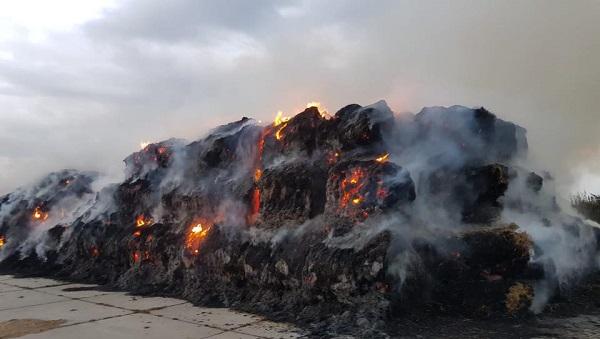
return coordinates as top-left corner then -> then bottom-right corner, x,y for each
20,313 -> 223,339
0,275 -> 14,281
0,282 -> 24,293
0,277 -> 307,338
0,289 -> 67,311
209,332 -> 259,339
236,320 -> 305,339
81,292 -> 186,311
1,277 -> 68,289
0,299 -> 131,325
37,283 -> 109,298
152,303 -> 263,330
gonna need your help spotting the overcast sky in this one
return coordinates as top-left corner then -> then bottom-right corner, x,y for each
0,0 -> 599,195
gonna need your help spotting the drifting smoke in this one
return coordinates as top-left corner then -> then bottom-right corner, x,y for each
0,101 -> 599,336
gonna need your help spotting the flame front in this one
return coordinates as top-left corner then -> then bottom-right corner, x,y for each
306,101 -> 329,118
273,111 -> 290,127
273,111 -> 290,141
186,221 -> 212,255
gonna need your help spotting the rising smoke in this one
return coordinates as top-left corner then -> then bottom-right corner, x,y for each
0,101 -> 598,320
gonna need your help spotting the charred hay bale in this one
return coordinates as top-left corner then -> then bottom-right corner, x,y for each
461,164 -> 513,223
124,139 -> 183,179
390,225 -> 535,317
438,225 -> 534,316
258,162 -> 327,226
425,163 -> 514,224
526,171 -> 544,193
185,117 -> 262,170
413,106 -> 528,164
195,119 -> 261,169
115,179 -> 153,216
265,107 -> 328,158
328,102 -> 394,152
461,224 -> 532,277
182,228 -> 393,320
326,159 -> 415,219
0,170 -> 97,254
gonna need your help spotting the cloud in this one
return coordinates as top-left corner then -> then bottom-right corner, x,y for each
0,0 -> 599,195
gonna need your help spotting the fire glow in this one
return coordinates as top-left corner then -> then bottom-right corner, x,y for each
135,214 -> 152,228
306,101 -> 329,119
340,168 -> 366,209
186,221 -> 212,255
273,111 -> 290,141
32,206 -> 49,221
375,153 -> 390,163
0,235 -> 5,249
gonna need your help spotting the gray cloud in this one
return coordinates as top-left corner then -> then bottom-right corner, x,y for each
1,0 -> 599,195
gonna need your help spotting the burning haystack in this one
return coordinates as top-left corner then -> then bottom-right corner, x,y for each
0,101 -> 598,336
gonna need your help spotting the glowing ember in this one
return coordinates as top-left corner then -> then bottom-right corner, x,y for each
140,141 -> 151,150
250,188 -> 261,219
0,235 -> 5,249
186,221 -> 212,255
135,214 -> 152,227
339,167 -> 366,210
248,127 -> 268,225
254,169 -> 262,181
132,251 -> 141,263
32,206 -> 49,221
132,230 -> 142,237
327,151 -> 340,165
90,246 -> 100,257
375,153 -> 390,163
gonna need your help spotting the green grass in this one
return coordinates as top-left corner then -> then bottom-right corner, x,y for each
572,192 -> 600,223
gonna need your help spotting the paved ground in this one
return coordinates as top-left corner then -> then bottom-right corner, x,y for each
0,275 -> 305,339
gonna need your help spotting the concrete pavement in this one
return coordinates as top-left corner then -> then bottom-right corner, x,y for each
0,275 -> 305,339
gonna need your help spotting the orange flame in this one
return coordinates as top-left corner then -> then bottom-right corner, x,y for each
250,188 -> 261,218
248,127 -> 268,225
186,221 -> 212,255
254,169 -> 262,182
273,111 -> 290,127
275,123 -> 288,140
0,235 -> 5,249
32,206 -> 49,221
135,215 -> 152,228
273,111 -> 290,141
306,101 -> 329,119
375,153 -> 390,163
